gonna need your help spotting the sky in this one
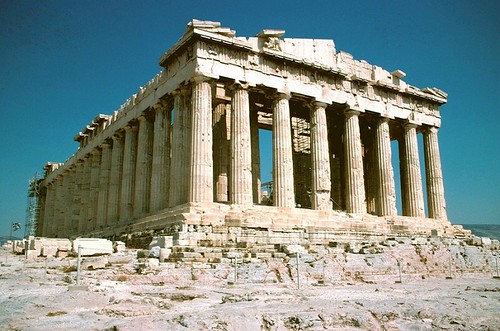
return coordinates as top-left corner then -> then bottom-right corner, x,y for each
0,0 -> 498,237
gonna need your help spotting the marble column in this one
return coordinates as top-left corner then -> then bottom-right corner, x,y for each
89,148 -> 102,230
230,83 -> 253,205
64,167 -> 76,236
189,78 -> 213,203
374,117 -> 397,216
72,160 -> 84,234
150,104 -> 171,212
310,101 -> 332,210
250,104 -> 261,204
423,126 -> 447,220
97,142 -> 112,227
79,155 -> 91,232
43,182 -> 55,236
134,114 -> 154,218
272,92 -> 295,208
344,109 -> 366,213
107,132 -> 124,224
169,88 -> 190,207
54,176 -> 65,236
120,124 -> 138,222
400,123 -> 425,217
213,102 -> 230,202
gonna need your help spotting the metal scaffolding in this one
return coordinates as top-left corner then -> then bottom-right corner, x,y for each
25,172 -> 42,238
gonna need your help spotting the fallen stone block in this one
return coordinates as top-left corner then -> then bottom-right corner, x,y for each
41,246 -> 58,257
481,237 -> 492,247
283,245 -> 307,255
159,248 -> 171,262
73,238 -> 113,256
149,236 -> 173,249
81,256 -> 108,270
113,241 -> 126,253
26,250 -> 38,261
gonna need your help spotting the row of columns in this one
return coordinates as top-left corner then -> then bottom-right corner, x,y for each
39,77 -> 448,237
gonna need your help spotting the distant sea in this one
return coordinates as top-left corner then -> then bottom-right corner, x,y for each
460,224 -> 500,241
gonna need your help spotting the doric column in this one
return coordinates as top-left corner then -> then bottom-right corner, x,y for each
96,142 -> 112,228
43,182 -> 55,236
189,77 -> 213,203
120,124 -> 138,222
72,160 -> 84,234
107,132 -> 124,224
250,104 -> 261,204
88,148 -> 101,230
423,126 -> 447,220
169,88 -> 190,207
400,123 -> 425,217
344,109 -> 366,213
79,154 -> 91,232
53,176 -> 64,236
213,102 -> 230,202
272,92 -> 295,208
134,114 -> 154,218
150,103 -> 171,212
230,83 -> 253,205
64,168 -> 76,236
374,117 -> 397,216
310,101 -> 332,210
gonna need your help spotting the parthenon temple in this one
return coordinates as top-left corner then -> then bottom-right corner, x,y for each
37,20 -> 455,245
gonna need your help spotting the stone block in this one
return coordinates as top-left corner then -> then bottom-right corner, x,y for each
252,252 -> 273,259
480,237 -> 492,246
283,245 -> 307,255
491,239 -> 499,249
25,250 -> 38,261
81,256 -> 108,270
56,250 -> 69,258
41,246 -> 58,257
149,236 -> 173,249
159,248 -> 171,262
113,241 -> 126,253
73,238 -> 113,256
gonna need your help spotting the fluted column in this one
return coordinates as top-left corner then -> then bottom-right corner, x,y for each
213,102 -> 230,202
134,114 -> 154,218
79,155 -> 91,232
72,160 -> 84,234
107,132 -> 124,224
189,78 -> 213,203
43,182 -> 55,236
88,148 -> 101,230
272,92 -> 295,208
53,177 -> 64,236
310,101 -> 332,210
96,142 -> 112,228
250,104 -> 261,204
230,83 -> 253,205
150,104 -> 171,212
120,124 -> 138,222
64,168 -> 76,236
374,117 -> 397,216
344,109 -> 366,213
169,88 -> 190,207
400,123 -> 425,217
424,126 -> 447,220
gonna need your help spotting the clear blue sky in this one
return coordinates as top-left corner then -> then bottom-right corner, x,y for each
0,0 -> 498,237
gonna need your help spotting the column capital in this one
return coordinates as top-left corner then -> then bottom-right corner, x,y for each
310,100 -> 328,109
191,74 -> 212,84
344,108 -> 361,117
272,91 -> 291,101
424,125 -> 439,134
112,130 -> 124,140
228,80 -> 249,91
403,121 -> 419,129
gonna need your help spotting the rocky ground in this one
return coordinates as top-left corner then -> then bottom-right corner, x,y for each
0,242 -> 499,331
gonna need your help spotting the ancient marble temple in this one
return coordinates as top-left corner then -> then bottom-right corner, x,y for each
37,20 -> 454,243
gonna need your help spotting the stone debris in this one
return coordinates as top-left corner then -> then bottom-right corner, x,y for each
73,238 -> 113,256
